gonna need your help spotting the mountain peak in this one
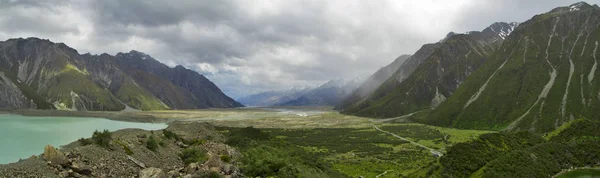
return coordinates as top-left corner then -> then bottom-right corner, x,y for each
483,22 -> 519,40
549,1 -> 596,13
116,50 -> 155,61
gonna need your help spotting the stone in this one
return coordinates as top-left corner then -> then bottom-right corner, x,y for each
210,167 -> 221,173
72,161 -> 93,176
139,168 -> 167,178
223,164 -> 232,174
42,145 -> 69,166
58,171 -> 69,177
176,141 -> 189,148
167,170 -> 180,177
183,163 -> 198,174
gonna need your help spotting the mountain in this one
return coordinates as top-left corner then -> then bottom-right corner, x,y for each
116,51 -> 243,109
0,38 -> 242,111
426,2 -> 600,133
341,22 -> 518,118
237,86 -> 313,107
335,54 -> 411,110
280,78 -> 364,106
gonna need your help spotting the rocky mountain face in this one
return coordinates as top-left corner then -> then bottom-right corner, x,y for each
342,22 -> 518,118
0,72 -> 31,108
335,54 -> 411,110
0,38 -> 242,111
280,78 -> 364,106
427,2 -> 600,132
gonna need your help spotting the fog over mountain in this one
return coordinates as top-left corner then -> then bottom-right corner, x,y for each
1,0 -> 597,99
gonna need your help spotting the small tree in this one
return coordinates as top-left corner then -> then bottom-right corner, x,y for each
92,130 -> 112,148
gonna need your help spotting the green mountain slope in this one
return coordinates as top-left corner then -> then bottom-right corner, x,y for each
343,22 -> 517,118
427,2 -> 600,132
124,69 -> 200,109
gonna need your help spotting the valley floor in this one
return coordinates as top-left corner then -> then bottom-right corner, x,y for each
0,107 -> 493,177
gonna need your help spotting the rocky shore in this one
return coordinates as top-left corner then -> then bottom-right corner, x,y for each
0,122 -> 243,178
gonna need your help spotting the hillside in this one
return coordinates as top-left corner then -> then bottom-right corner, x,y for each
413,119 -> 600,178
0,38 -> 242,111
427,2 -> 600,132
338,44 -> 439,112
336,55 -> 411,109
342,22 -> 518,118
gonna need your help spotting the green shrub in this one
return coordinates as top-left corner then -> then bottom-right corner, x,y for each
92,130 -> 112,148
146,135 -> 159,151
163,129 -> 182,141
220,155 -> 231,163
78,138 -> 93,146
179,148 -> 207,165
115,140 -> 134,155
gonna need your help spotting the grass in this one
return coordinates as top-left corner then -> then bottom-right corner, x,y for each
556,168 -> 600,178
246,123 -> 487,177
179,147 -> 208,165
115,140 -> 134,155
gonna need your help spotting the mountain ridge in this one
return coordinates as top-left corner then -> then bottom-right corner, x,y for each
0,37 -> 242,111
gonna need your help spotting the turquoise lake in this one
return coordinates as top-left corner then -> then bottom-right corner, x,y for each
0,115 -> 167,164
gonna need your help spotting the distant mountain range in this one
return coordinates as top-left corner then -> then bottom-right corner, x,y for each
238,78 -> 364,107
237,86 -> 313,107
0,38 -> 242,111
339,1 -> 600,133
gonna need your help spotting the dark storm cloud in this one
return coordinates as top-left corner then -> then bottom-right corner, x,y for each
0,0 -> 598,98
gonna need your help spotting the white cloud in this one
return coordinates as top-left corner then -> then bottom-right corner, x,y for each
0,0 -> 597,99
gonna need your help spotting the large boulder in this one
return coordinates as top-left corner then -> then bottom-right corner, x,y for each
139,167 -> 167,178
42,145 -> 68,166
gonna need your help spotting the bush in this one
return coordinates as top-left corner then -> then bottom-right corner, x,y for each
163,129 -> 182,141
78,138 -> 93,146
179,148 -> 207,165
146,135 -> 159,151
220,155 -> 231,163
92,130 -> 112,148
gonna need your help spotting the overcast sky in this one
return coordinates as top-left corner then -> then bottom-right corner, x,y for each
0,0 -> 598,99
